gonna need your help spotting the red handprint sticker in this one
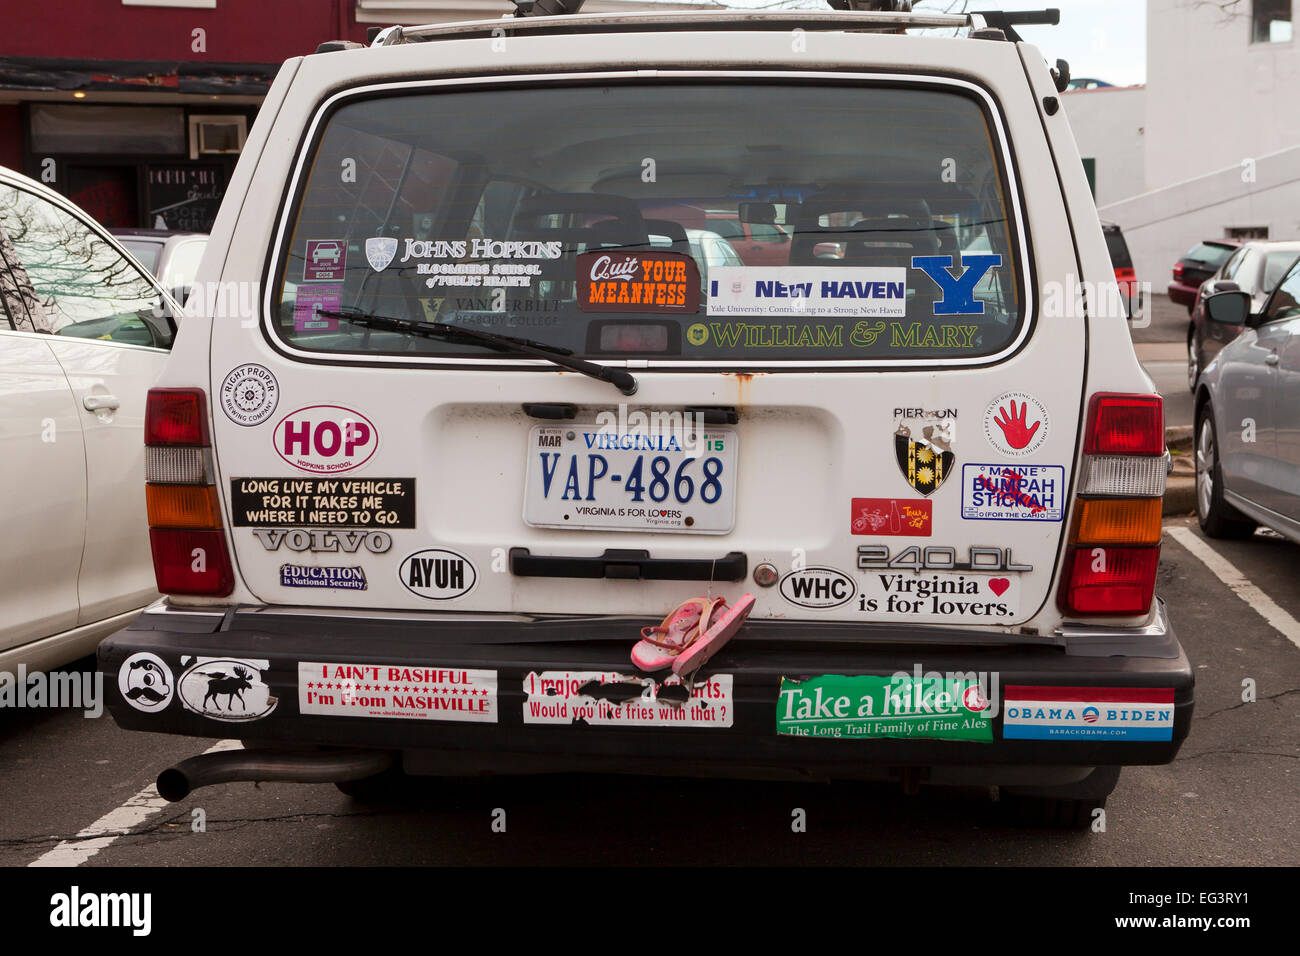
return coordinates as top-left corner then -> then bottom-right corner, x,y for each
993,400 -> 1040,449
983,391 -> 1049,456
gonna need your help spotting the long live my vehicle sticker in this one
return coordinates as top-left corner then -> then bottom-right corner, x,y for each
298,663 -> 497,723
522,671 -> 733,728
776,674 -> 993,741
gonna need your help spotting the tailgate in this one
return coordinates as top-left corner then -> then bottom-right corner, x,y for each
208,44 -> 1086,630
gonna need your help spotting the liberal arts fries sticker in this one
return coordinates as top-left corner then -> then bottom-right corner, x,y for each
576,251 -> 700,313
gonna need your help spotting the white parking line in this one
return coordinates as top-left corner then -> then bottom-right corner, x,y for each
27,739 -> 242,868
1166,525 -> 1300,650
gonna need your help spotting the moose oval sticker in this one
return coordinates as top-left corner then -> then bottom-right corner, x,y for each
178,658 -> 278,722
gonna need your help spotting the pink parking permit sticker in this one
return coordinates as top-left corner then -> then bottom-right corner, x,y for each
293,285 -> 341,332
303,239 -> 347,281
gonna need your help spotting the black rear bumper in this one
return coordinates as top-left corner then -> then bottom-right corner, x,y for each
99,604 -> 1193,788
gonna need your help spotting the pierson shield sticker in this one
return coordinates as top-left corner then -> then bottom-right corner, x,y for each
893,410 -> 956,496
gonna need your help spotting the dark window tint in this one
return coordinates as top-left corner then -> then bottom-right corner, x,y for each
1103,227 -> 1132,270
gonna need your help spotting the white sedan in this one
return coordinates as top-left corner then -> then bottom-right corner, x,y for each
0,165 -> 181,672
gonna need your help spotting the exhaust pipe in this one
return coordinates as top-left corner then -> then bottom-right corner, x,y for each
157,749 -> 394,802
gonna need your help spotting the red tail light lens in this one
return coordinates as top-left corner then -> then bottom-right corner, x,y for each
145,388 -> 210,446
1058,546 -> 1159,615
1173,262 -> 1184,279
149,528 -> 235,596
1083,393 -> 1164,456
144,387 -> 230,596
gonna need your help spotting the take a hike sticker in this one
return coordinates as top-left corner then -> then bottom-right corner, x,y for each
776,673 -> 993,741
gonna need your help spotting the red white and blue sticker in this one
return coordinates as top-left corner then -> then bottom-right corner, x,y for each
961,464 -> 1065,522
1003,686 -> 1174,741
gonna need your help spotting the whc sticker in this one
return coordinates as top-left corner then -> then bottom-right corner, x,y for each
273,405 -> 377,475
299,663 -> 497,723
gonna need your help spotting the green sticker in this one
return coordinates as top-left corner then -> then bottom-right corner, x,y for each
776,674 -> 993,741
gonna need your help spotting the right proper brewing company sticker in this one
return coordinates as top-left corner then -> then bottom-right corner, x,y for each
220,364 -> 280,427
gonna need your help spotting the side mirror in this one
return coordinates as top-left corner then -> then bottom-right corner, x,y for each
1205,289 -> 1251,326
1211,280 -> 1240,294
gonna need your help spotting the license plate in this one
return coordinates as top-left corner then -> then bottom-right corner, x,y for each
523,425 -> 738,533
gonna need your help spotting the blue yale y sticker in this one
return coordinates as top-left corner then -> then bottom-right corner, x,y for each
280,564 -> 367,590
911,254 -> 1002,315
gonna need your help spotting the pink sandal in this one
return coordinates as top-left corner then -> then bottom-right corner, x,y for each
630,597 -> 713,672
672,593 -> 755,678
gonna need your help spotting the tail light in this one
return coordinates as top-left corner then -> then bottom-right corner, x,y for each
1173,262 -> 1184,280
1058,393 -> 1164,617
145,388 -> 234,596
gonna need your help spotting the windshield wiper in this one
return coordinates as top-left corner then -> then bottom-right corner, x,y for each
317,309 -> 637,395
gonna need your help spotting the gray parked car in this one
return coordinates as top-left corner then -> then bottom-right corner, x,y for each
1196,264 -> 1300,542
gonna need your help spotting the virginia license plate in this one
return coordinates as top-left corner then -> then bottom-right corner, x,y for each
523,425 -> 738,533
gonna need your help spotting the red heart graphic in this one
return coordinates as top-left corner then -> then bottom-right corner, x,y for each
988,578 -> 1010,597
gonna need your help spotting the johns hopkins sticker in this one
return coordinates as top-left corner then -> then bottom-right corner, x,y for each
178,658 -> 277,722
983,391 -> 1049,457
119,652 -> 174,713
366,236 -> 399,272
219,363 -> 279,427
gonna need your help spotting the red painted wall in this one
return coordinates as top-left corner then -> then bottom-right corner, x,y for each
0,106 -> 22,170
0,0 -> 364,63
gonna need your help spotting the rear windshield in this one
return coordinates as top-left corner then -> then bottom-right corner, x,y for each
272,81 -> 1025,363
1185,242 -> 1235,267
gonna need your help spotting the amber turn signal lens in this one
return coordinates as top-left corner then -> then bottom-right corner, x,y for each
1072,497 -> 1162,547
146,483 -> 223,530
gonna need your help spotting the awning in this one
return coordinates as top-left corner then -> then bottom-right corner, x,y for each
0,58 -> 278,97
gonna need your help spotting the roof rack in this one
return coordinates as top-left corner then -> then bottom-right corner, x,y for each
367,8 -> 1061,47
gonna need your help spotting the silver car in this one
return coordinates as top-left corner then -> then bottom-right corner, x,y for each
1196,262 -> 1300,542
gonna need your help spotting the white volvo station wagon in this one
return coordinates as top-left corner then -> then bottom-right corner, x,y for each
100,3 -> 1192,827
